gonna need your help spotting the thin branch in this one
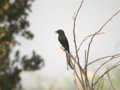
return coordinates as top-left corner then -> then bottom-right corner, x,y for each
61,48 -> 85,89
77,32 -> 104,52
84,50 -> 87,70
107,72 -> 116,90
97,9 -> 120,33
84,50 -> 91,89
92,56 -> 120,85
61,47 -> 86,90
73,0 -> 84,65
72,2 -> 85,88
94,62 -> 120,85
73,0 -> 84,21
60,47 -> 85,73
92,57 -> 114,86
74,72 -> 86,90
96,79 -> 104,90
86,9 -> 120,70
88,53 -> 120,66
100,79 -> 104,90
74,67 -> 84,89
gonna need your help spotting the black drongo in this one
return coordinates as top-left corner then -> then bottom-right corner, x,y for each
56,29 -> 73,70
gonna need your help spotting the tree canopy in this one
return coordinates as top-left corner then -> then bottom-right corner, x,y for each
0,0 -> 44,90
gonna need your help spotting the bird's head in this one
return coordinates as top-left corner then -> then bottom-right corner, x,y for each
55,29 -> 64,35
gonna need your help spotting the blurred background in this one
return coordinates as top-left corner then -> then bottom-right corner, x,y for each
0,0 -> 120,90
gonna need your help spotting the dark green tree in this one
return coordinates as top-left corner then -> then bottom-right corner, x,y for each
0,0 -> 44,90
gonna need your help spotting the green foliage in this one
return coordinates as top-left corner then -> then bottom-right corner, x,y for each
0,0 -> 9,9
16,51 -> 44,71
0,67 -> 21,90
0,0 -> 44,90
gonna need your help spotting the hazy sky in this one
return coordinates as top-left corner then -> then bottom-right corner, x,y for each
17,0 -> 120,78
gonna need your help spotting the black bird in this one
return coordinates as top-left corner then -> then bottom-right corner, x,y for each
56,29 -> 70,52
56,29 -> 74,70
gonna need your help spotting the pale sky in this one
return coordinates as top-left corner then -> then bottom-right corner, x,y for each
16,0 -> 120,79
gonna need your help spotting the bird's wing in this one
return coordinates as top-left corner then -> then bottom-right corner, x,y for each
58,34 -> 69,52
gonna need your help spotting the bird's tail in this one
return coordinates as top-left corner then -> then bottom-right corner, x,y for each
66,52 -> 74,70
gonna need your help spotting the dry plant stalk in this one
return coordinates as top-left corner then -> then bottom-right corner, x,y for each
107,71 -> 116,90
60,0 -> 120,90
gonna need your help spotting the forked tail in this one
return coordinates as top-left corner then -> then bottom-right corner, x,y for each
66,53 -> 74,70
